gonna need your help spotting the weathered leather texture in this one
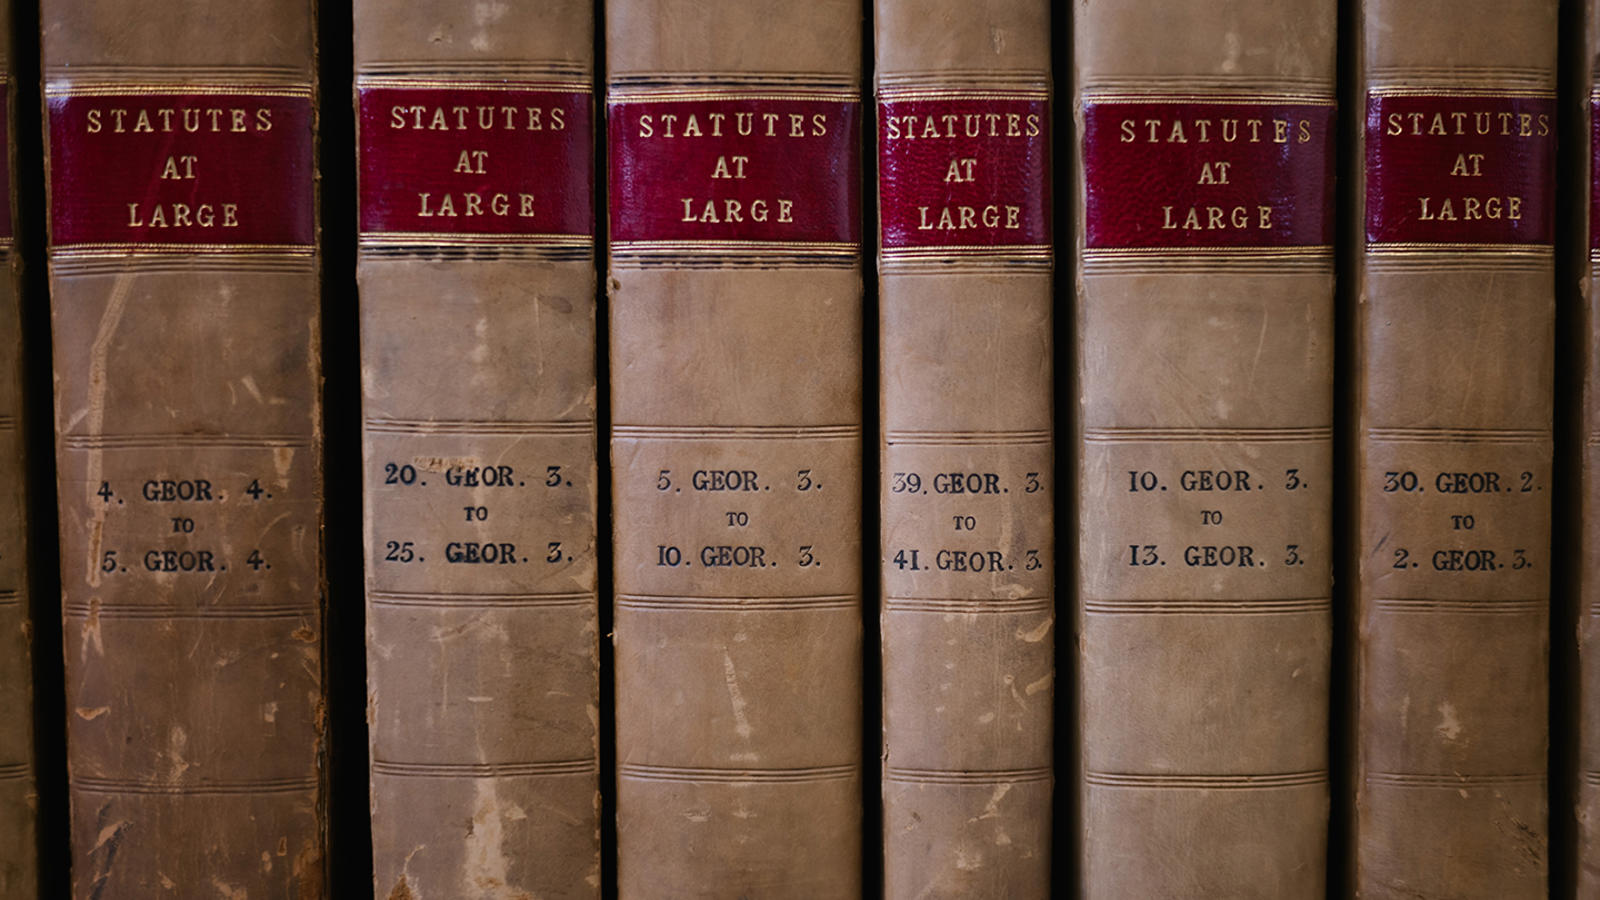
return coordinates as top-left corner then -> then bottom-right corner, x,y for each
1074,2 -> 1336,896
354,3 -> 601,897
608,1 -> 863,895
0,2 -> 33,891
875,1 -> 1054,897
42,1 -> 325,895
1579,5 -> 1599,894
1353,2 -> 1557,897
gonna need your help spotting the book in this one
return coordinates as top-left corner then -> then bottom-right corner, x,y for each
606,0 -> 864,893
42,0 -> 325,892
354,2 -> 601,896
1575,0 -> 1599,892
1072,2 -> 1337,894
1351,1 -> 1557,895
0,0 -> 33,891
874,1 -> 1054,895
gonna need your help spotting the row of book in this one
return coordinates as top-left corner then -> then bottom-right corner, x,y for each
0,0 -> 1595,896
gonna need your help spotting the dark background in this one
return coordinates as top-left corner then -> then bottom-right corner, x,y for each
12,0 -> 1589,897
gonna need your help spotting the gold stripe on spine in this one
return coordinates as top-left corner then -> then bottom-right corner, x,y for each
1082,74 -> 1331,95
877,88 -> 1049,101
612,240 -> 859,253
607,89 -> 858,104
360,233 -> 591,248
356,74 -> 592,93
51,244 -> 314,258
1081,93 -> 1335,106
1367,243 -> 1554,254
1083,247 -> 1334,275
46,83 -> 312,98
358,59 -> 587,77
1367,87 -> 1555,99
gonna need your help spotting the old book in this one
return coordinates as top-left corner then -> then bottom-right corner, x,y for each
875,1 -> 1054,896
1352,1 -> 1556,895
355,2 -> 600,896
607,0 -> 864,893
42,0 -> 324,893
1576,1 -> 1599,892
0,0 -> 33,892
1073,2 -> 1336,895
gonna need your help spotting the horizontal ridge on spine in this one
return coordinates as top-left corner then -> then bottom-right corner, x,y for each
1362,426 -> 1549,444
61,432 -> 314,450
364,417 -> 591,436
612,423 -> 859,440
884,596 -> 1052,614
616,593 -> 855,611
44,64 -> 309,88
618,763 -> 857,784
1083,425 -> 1330,443
369,590 -> 592,610
1086,770 -> 1327,790
885,428 -> 1050,446
1370,597 -> 1544,615
64,603 -> 315,620
884,766 -> 1051,785
372,759 -> 597,778
74,776 -> 318,796
1084,598 -> 1330,615
1364,772 -> 1545,788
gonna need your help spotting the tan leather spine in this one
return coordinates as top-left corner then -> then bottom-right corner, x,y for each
1073,2 -> 1336,896
1578,2 -> 1600,893
608,1 -> 864,895
1352,2 -> 1557,896
354,4 -> 601,898
42,1 -> 325,894
875,2 -> 1053,896
0,0 -> 34,891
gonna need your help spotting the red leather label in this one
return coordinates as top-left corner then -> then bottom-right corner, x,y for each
1082,100 -> 1334,249
608,95 -> 860,247
1591,95 -> 1600,251
1365,93 -> 1555,246
47,90 -> 314,248
878,97 -> 1049,249
359,86 -> 592,237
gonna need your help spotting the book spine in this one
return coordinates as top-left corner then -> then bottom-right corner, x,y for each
353,4 -> 600,896
874,2 -> 1054,896
1353,2 -> 1557,895
1578,2 -> 1599,892
42,2 -> 325,894
607,1 -> 863,893
0,0 -> 33,889
1073,3 -> 1337,895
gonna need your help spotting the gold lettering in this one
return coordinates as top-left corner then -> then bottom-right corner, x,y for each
944,158 -> 978,183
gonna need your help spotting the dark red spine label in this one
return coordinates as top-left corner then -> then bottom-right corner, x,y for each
47,89 -> 314,248
1082,100 -> 1334,249
608,93 -> 860,248
1590,95 -> 1600,252
358,85 -> 592,238
1365,92 -> 1555,246
878,96 -> 1050,250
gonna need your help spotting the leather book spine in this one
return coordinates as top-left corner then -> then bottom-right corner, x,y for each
1073,3 -> 1336,895
1577,2 -> 1599,892
607,0 -> 863,893
1352,2 -> 1557,895
874,2 -> 1054,896
353,3 -> 600,896
0,0 -> 34,890
42,2 -> 325,894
